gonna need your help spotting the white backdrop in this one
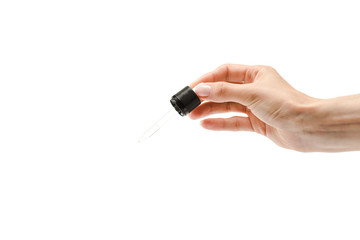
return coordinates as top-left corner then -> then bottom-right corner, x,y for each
1,0 -> 360,239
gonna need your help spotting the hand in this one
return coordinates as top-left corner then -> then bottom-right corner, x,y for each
189,64 -> 320,152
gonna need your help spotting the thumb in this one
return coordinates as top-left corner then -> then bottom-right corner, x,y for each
193,82 -> 255,106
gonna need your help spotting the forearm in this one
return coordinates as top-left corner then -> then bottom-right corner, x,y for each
303,94 -> 360,152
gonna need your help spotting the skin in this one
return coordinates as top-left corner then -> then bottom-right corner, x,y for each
188,64 -> 360,152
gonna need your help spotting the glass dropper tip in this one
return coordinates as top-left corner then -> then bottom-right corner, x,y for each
138,109 -> 177,143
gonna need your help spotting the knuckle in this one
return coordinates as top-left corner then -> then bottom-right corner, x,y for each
218,63 -> 232,70
216,64 -> 231,81
208,102 -> 214,114
210,71 -> 216,82
234,117 -> 240,130
225,102 -> 231,112
256,65 -> 275,72
216,82 -> 226,98
264,65 -> 276,72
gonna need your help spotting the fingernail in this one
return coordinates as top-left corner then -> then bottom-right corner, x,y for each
194,84 -> 211,97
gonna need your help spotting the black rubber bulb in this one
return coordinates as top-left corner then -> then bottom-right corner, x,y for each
170,86 -> 201,116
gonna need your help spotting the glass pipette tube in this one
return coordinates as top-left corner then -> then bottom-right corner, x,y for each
138,109 -> 178,143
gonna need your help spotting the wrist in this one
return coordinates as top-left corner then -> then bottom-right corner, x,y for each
300,98 -> 327,133
299,95 -> 360,151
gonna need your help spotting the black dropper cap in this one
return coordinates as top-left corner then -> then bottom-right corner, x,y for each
170,86 -> 201,116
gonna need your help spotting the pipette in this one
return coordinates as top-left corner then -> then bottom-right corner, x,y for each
138,86 -> 201,143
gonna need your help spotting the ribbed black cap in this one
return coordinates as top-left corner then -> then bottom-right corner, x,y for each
170,86 -> 201,116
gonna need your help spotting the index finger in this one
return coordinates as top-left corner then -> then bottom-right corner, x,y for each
189,64 -> 261,89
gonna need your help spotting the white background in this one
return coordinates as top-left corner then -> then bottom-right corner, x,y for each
1,0 -> 360,239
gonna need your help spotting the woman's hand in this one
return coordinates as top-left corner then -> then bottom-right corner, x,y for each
189,64 -> 360,152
